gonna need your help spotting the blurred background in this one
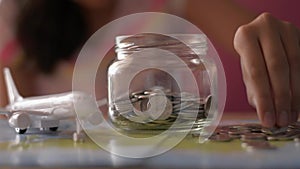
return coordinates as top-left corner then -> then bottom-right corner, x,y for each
0,0 -> 299,112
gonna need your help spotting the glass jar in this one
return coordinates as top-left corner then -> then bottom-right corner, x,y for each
108,33 -> 216,134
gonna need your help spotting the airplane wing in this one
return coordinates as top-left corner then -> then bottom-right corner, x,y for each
11,107 -> 75,119
51,107 -> 75,119
11,109 -> 52,116
0,108 -> 47,117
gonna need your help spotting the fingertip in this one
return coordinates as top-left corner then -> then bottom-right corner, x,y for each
262,111 -> 276,128
277,111 -> 289,127
254,96 -> 276,128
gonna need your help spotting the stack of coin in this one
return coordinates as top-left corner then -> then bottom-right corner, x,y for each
109,88 -> 212,133
204,122 -> 300,151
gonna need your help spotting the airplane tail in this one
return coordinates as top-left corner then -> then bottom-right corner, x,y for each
3,68 -> 23,104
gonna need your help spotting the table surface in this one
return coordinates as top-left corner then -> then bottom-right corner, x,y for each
0,112 -> 299,169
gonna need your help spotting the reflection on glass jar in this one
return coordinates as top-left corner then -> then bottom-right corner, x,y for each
108,33 -> 216,134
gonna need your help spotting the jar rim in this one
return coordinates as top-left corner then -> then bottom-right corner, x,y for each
115,33 -> 208,60
115,33 -> 207,46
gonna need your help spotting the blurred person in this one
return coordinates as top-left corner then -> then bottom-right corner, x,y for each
0,0 -> 299,128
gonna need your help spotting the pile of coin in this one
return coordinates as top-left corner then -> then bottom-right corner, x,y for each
204,122 -> 300,150
109,87 -> 212,132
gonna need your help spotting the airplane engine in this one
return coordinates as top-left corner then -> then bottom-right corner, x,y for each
8,112 -> 31,129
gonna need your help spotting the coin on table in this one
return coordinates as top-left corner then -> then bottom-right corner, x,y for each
241,133 -> 266,141
261,127 -> 288,135
288,122 -> 300,130
228,127 -> 251,135
228,134 -> 242,139
243,123 -> 262,129
209,133 -> 232,142
267,130 -> 300,141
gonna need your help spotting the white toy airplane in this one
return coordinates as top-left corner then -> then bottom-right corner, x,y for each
0,68 -> 103,141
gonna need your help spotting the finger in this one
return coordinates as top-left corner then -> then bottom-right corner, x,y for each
258,20 -> 291,127
234,25 -> 275,128
280,23 -> 300,123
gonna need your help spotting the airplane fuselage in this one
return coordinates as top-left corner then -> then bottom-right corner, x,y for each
7,92 -> 76,118
5,92 -> 91,131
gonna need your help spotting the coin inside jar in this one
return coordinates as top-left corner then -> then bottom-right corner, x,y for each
204,95 -> 212,117
147,94 -> 173,120
110,88 -> 210,132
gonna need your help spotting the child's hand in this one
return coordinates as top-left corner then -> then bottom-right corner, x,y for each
234,13 -> 300,128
